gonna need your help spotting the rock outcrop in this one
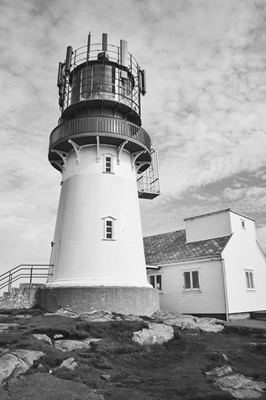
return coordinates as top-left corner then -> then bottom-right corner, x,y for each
132,322 -> 174,345
153,310 -> 224,332
207,365 -> 266,399
0,350 -> 44,385
54,338 -> 101,352
0,372 -> 105,400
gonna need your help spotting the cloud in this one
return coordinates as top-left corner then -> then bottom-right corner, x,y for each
1,0 -> 266,275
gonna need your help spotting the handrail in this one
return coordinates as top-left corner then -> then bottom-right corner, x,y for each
0,264 -> 52,292
49,116 -> 151,153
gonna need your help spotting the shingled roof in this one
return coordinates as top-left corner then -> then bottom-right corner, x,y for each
143,229 -> 231,265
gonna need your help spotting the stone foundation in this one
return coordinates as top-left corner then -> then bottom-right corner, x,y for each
38,286 -> 159,316
228,312 -> 251,321
0,284 -> 45,309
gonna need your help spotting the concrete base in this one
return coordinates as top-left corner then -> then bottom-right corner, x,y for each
38,286 -> 159,316
228,312 -> 251,321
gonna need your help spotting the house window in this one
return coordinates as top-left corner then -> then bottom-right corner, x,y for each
183,270 -> 200,290
241,220 -> 246,229
103,217 -> 116,240
245,270 -> 255,290
149,275 -> 162,291
104,155 -> 113,173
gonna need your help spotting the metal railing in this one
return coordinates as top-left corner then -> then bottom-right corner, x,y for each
137,148 -> 160,199
62,41 -> 141,113
49,116 -> 151,153
0,264 -> 52,293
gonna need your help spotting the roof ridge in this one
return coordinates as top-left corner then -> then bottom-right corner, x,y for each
144,228 -> 186,240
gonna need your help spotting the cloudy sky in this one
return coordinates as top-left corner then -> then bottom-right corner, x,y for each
0,0 -> 266,278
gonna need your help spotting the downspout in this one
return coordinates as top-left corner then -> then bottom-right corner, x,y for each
221,258 -> 229,321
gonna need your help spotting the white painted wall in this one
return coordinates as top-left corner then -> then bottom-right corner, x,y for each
47,144 -> 150,288
147,259 -> 226,315
222,211 -> 266,314
185,211 -> 231,242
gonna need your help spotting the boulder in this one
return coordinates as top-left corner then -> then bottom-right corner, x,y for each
54,334 -> 64,339
0,372 -> 105,400
132,323 -> 174,345
152,311 -> 224,332
12,350 -> 44,367
0,354 -> 28,385
33,334 -> 52,345
80,310 -> 114,322
101,374 -> 111,381
59,357 -> 77,370
54,338 -> 101,352
0,323 -> 18,333
0,350 -> 44,385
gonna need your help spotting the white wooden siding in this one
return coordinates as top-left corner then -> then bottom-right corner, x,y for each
185,211 -> 231,242
147,259 -> 226,314
222,212 -> 266,314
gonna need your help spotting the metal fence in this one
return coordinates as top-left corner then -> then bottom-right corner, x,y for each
0,264 -> 52,293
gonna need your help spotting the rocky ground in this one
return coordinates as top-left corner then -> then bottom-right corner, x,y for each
0,308 -> 266,400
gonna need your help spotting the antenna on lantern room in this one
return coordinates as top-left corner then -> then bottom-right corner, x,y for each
65,46 -> 73,76
87,32 -> 91,61
139,69 -> 146,95
102,33 -> 108,51
120,39 -> 128,79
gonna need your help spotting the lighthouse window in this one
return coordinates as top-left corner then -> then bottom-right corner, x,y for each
103,217 -> 116,240
103,154 -> 113,173
105,156 -> 112,172
106,221 -> 113,238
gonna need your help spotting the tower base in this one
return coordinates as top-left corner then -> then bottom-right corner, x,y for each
38,286 -> 159,316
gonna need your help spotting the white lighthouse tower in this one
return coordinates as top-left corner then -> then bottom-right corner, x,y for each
39,33 -> 160,315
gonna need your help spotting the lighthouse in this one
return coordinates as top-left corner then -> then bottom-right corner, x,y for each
39,33 -> 160,315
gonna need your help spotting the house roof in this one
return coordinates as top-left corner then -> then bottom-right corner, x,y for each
184,208 -> 255,222
144,229 -> 231,265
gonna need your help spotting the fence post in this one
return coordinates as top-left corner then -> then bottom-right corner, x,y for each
8,272 -> 12,293
30,265 -> 33,284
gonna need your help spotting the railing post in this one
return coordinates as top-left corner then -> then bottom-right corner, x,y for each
8,272 -> 12,293
30,265 -> 33,284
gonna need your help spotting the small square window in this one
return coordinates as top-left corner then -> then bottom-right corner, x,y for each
149,275 -> 162,291
183,270 -> 200,290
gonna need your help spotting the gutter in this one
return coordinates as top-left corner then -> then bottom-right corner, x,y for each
221,258 -> 229,322
146,256 -> 222,268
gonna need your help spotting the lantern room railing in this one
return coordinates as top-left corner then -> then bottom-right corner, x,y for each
49,117 -> 152,153
60,42 -> 141,114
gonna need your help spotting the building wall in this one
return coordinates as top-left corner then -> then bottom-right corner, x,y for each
185,211 -> 231,242
222,212 -> 266,314
147,259 -> 226,315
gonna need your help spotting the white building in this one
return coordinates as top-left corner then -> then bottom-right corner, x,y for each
145,209 -> 266,320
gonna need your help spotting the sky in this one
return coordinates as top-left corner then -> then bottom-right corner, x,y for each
0,0 -> 266,278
